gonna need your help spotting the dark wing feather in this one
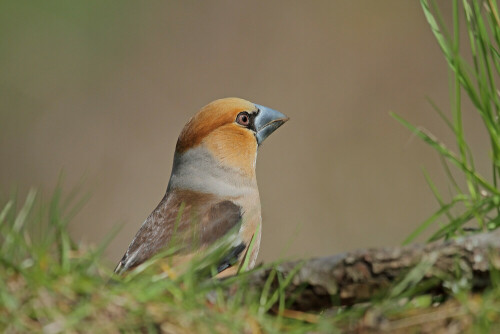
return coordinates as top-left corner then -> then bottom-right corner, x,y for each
201,200 -> 242,244
216,242 -> 246,273
114,189 -> 242,274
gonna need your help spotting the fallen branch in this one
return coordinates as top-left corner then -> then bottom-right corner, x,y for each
244,230 -> 500,311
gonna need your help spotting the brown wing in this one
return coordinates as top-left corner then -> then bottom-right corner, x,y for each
114,189 -> 243,274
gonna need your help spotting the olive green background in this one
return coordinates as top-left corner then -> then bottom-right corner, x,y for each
0,1 -> 489,266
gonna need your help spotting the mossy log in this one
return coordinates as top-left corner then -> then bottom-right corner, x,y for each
245,230 -> 500,311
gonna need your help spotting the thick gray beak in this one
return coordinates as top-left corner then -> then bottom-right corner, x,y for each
254,104 -> 289,145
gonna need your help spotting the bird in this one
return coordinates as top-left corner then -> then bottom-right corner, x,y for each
114,97 -> 288,278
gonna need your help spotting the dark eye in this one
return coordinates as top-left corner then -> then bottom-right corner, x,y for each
236,112 -> 250,126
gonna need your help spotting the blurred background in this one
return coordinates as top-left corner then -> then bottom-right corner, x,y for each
0,1 -> 490,266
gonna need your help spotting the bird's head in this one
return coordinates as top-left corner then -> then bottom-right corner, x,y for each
169,98 -> 288,193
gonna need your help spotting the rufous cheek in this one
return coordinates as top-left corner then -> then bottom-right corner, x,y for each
202,124 -> 257,178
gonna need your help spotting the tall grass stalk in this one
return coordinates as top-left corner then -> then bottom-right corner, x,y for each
393,0 -> 500,244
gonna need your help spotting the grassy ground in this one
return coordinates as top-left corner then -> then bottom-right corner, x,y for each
2,0 -> 500,333
3,189 -> 500,333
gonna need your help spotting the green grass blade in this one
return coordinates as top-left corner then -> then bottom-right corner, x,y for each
391,112 -> 498,195
403,197 -> 463,245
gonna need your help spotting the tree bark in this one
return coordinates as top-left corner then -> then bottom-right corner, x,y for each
245,230 -> 500,311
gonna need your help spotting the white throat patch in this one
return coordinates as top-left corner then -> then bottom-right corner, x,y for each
167,146 -> 256,197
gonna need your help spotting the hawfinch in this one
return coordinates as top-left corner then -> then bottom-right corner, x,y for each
115,98 -> 288,277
